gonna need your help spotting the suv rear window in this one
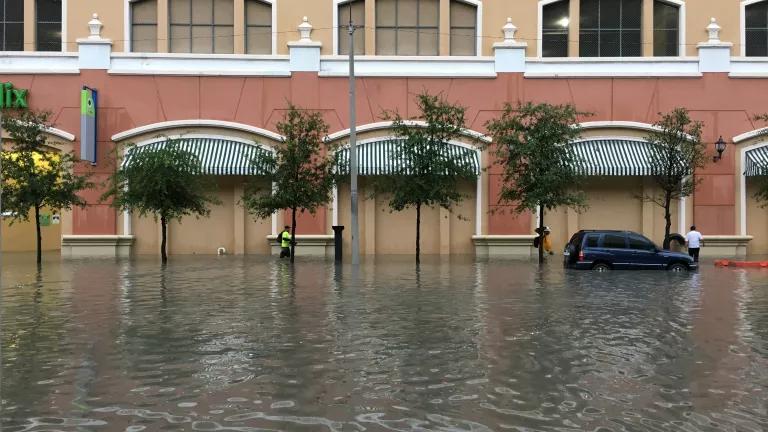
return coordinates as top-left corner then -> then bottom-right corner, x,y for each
602,234 -> 627,249
628,235 -> 655,251
584,234 -> 599,248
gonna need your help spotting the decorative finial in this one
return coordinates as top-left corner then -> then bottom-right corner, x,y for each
298,16 -> 313,42
88,13 -> 103,39
502,18 -> 518,44
707,17 -> 721,43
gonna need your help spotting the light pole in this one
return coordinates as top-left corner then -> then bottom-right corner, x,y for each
348,8 -> 360,265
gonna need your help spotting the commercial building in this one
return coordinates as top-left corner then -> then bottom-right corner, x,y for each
3,0 -> 768,258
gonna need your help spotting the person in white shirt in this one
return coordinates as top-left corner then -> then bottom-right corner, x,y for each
685,225 -> 703,262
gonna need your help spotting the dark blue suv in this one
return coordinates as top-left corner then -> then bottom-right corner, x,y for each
563,230 -> 696,272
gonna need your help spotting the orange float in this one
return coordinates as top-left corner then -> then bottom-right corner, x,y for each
714,259 -> 768,268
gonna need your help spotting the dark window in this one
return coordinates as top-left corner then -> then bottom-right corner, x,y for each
170,0 -> 234,54
543,0 -> 569,57
450,0 -> 476,56
338,0 -> 365,55
246,0 -> 272,54
36,0 -> 61,51
746,1 -> 768,57
602,234 -> 627,249
585,234 -> 600,248
0,0 -> 24,51
580,0 -> 641,57
653,0 -> 678,56
628,235 -> 655,251
131,0 -> 158,53
376,0 -> 439,55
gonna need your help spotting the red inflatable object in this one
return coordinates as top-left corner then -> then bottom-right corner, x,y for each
714,259 -> 768,268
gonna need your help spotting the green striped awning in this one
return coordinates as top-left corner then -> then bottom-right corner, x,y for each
745,146 -> 768,176
123,138 -> 273,175
336,139 -> 480,176
571,139 -> 666,176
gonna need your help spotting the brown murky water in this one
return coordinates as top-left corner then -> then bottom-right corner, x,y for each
1,254 -> 767,431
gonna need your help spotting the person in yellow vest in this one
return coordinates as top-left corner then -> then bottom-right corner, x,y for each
279,225 -> 292,258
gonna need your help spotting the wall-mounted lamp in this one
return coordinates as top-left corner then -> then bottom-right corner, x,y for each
713,136 -> 726,162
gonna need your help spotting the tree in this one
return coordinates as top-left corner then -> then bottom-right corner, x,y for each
102,138 -> 220,263
242,105 -> 336,263
485,102 -> 588,265
1,110 -> 93,265
372,92 -> 478,264
643,108 -> 706,249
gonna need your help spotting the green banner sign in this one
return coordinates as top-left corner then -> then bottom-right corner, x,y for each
80,86 -> 98,164
0,82 -> 28,109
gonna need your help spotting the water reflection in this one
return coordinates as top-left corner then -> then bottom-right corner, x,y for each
2,254 -> 768,431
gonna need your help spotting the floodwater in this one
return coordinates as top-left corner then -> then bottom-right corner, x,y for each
1,254 -> 767,432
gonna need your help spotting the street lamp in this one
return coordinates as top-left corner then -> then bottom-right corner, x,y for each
713,136 -> 727,162
348,6 -> 360,265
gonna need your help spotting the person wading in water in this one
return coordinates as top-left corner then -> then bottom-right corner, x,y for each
278,225 -> 292,258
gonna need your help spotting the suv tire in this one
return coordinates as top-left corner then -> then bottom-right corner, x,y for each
592,263 -> 611,272
668,262 -> 688,272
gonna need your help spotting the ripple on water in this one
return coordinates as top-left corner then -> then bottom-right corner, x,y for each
2,257 -> 768,432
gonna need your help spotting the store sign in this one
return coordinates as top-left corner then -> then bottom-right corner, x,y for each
0,82 -> 28,109
80,86 -> 98,164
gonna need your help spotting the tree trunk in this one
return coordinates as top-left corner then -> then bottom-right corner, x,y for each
34,205 -> 42,265
416,202 -> 421,264
663,192 -> 672,250
160,215 -> 168,263
290,207 -> 297,264
538,204 -> 545,265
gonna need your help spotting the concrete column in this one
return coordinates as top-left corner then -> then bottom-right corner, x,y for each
364,186 -> 376,255
24,0 -> 34,51
365,0 -> 376,54
493,18 -> 527,73
234,0 -> 246,54
566,207 -> 579,238
77,14 -> 112,69
642,0 -> 654,57
234,183 -> 245,254
568,0 -> 580,57
158,0 -> 169,53
642,177 -> 655,238
288,17 -> 322,72
439,0 -> 450,56
697,18 -> 733,73
440,207 -> 451,255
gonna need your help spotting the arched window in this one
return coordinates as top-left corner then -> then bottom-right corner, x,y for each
746,1 -> 768,56
542,0 -> 570,57
579,0 -> 641,57
246,0 -> 272,54
653,0 -> 680,56
376,0 -> 439,55
450,0 -> 477,56
131,0 -> 158,53
338,0 -> 365,55
169,0 -> 234,54
36,0 -> 62,51
0,0 -> 23,51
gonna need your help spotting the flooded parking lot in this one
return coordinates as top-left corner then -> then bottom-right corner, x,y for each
2,254 -> 767,431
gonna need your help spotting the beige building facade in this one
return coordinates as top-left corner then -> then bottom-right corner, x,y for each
4,1 -> 757,57
4,1 -> 768,259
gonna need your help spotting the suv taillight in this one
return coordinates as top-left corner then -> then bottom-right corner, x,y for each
578,250 -> 584,261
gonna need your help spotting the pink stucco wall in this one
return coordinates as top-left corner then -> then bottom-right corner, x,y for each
7,70 -> 764,236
